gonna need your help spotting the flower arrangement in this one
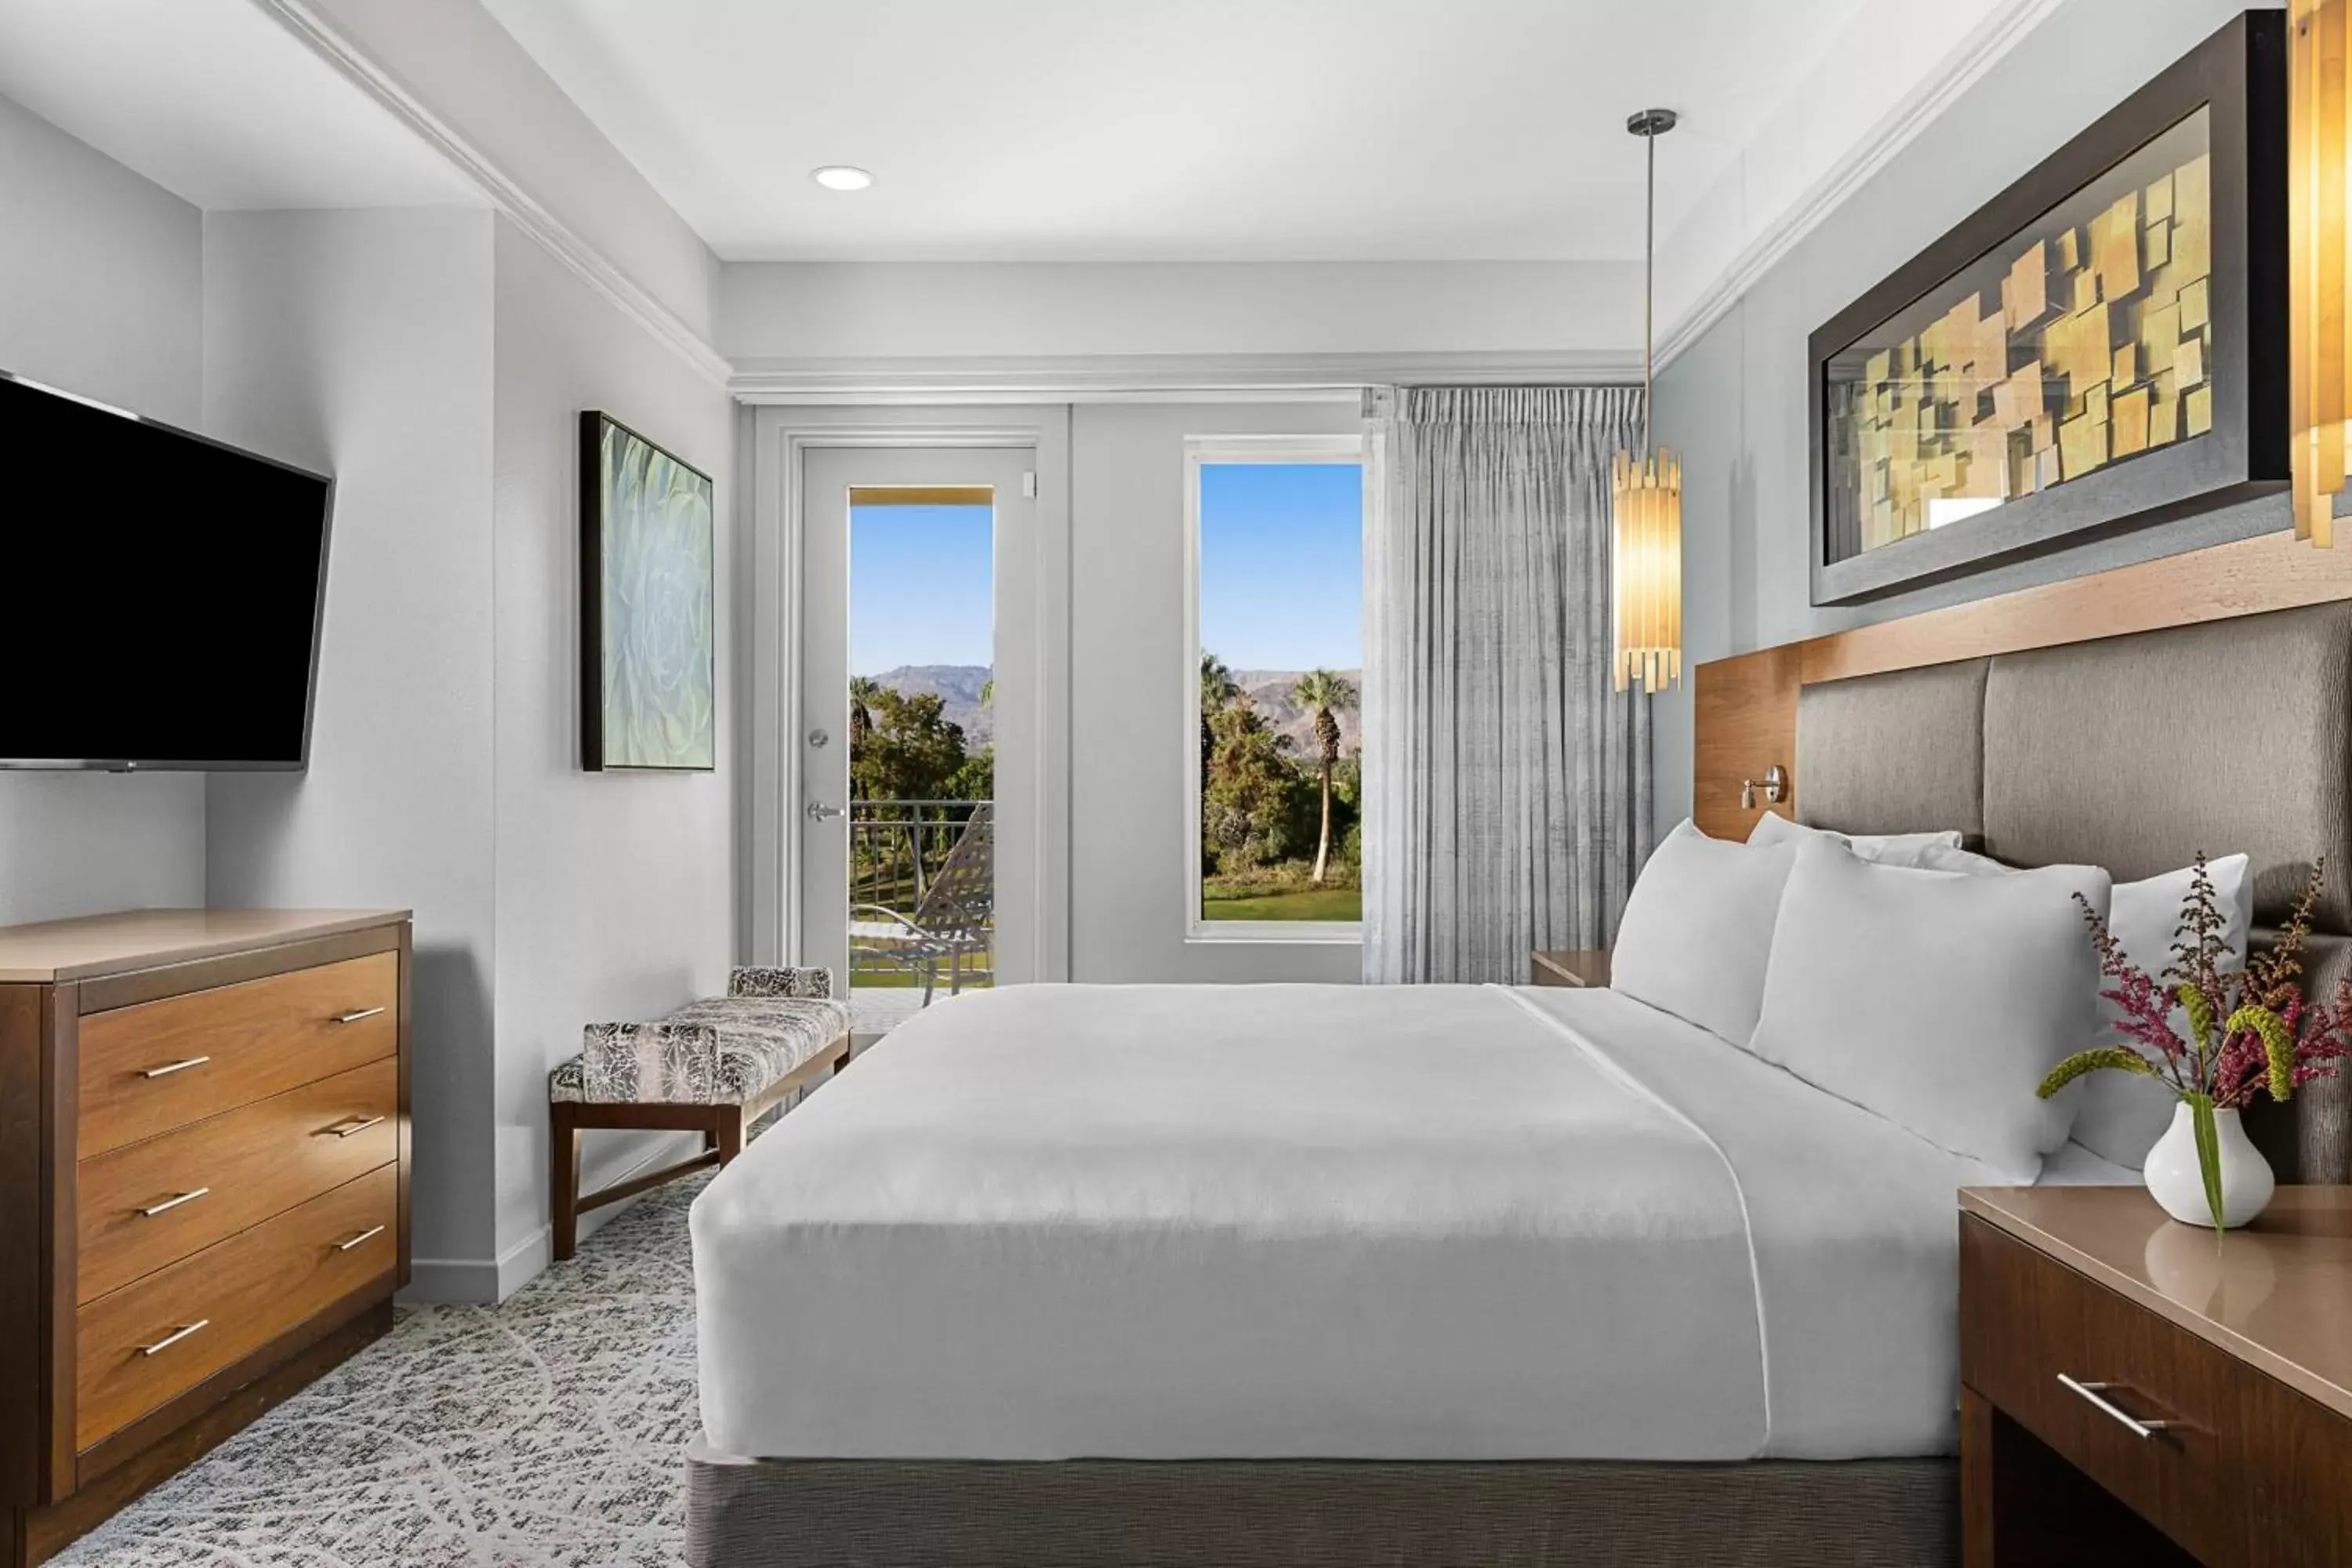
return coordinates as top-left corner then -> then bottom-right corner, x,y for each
2038,854 -> 2349,1230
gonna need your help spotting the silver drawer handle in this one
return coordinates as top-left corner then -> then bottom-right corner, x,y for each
137,1319 -> 209,1356
317,1115 -> 386,1139
330,1007 -> 387,1025
139,1187 -> 211,1218
139,1055 -> 211,1079
2057,1374 -> 2173,1438
334,1224 -> 387,1252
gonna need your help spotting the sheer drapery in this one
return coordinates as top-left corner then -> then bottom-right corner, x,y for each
1360,386 -> 1655,984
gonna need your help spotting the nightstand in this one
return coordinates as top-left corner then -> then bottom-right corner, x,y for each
1958,1185 -> 2352,1567
1528,949 -> 1610,988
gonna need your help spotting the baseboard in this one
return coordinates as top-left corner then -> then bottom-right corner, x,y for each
402,1130 -> 705,1304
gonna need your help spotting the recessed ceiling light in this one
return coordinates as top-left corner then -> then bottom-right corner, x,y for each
811,165 -> 873,191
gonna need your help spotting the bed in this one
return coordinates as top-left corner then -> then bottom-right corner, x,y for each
685,601 -> 2352,1567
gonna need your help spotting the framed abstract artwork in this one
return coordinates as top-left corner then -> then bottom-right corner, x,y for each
580,410 -> 716,771
1808,13 -> 2286,605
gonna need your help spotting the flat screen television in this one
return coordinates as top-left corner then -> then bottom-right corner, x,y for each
1,371 -> 332,771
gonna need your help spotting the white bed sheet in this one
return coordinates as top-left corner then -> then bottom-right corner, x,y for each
691,982 -> 2105,1464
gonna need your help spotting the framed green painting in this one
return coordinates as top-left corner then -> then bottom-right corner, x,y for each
580,410 -> 716,771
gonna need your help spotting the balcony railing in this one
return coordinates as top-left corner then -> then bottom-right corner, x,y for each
848,798 -> 992,991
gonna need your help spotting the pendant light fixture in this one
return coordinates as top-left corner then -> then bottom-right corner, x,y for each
1613,107 -> 1683,692
2292,0 -> 2348,546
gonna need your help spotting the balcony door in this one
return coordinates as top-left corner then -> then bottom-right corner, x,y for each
799,446 -> 1033,1033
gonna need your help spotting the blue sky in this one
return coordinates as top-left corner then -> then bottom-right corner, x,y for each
1198,462 -> 1363,672
851,503 -> 993,673
849,462 -> 1363,675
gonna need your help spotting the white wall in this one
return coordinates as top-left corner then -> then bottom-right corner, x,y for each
202,206 -> 502,1286
307,0 -> 722,345
488,216 -> 736,1287
720,260 -> 1642,367
1650,0 -> 2281,837
0,91 -> 207,923
1070,401 -> 1363,984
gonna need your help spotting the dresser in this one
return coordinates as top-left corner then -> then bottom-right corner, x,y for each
1959,1185 -> 2352,1567
0,909 -> 412,1568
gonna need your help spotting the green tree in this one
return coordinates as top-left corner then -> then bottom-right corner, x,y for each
1203,696 -> 1302,873
851,686 -> 970,804
846,677 -> 880,799
1199,652 -> 1239,780
1290,670 -> 1358,884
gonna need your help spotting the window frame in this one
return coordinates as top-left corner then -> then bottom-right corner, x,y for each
1183,434 -> 1368,946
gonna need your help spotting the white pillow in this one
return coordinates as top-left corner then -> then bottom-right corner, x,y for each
1612,818 -> 1795,1048
1907,846 -> 2253,1169
1911,843 -> 2010,877
1748,811 -> 1964,868
1749,838 -> 2111,1180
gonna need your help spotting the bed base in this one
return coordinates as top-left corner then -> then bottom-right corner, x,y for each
684,1439 -> 1955,1567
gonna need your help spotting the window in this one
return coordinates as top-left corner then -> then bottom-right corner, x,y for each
1185,437 -> 1365,940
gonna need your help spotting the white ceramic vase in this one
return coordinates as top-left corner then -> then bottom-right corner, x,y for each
2142,1102 -> 2274,1229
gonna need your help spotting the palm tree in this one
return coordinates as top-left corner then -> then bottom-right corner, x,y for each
848,677 -> 880,799
1199,653 -> 1239,777
1290,670 -> 1358,885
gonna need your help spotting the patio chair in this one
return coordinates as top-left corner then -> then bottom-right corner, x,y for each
850,804 -> 994,1004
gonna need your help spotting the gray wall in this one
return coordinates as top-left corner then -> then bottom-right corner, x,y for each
488,216 -> 736,1286
1651,0 -> 2281,840
201,206 -> 502,1288
202,211 -> 739,1301
0,91 -> 207,922
1069,401 -> 1363,984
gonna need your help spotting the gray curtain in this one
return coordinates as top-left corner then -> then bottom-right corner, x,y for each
1361,386 -> 1654,984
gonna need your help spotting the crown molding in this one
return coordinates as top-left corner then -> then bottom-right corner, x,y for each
728,348 -> 1645,404
1653,0 -> 2065,370
249,0 -> 733,389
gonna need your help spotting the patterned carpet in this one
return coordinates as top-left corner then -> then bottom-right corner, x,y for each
56,1166 -> 717,1566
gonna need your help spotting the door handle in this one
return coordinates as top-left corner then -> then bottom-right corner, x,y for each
804,801 -> 845,822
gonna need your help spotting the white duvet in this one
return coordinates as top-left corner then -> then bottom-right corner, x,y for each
691,982 -> 2114,1463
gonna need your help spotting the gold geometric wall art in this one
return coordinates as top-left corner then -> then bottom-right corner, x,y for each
1808,13 -> 2288,607
1825,112 -> 2212,557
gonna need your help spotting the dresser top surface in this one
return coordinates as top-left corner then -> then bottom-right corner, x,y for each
1962,1184 -> 2352,1421
0,908 -> 411,983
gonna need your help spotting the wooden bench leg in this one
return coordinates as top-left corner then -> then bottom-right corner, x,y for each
716,1104 -> 746,1164
551,1102 -> 583,1263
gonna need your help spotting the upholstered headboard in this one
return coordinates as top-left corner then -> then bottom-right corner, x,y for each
1792,601 -> 2352,1181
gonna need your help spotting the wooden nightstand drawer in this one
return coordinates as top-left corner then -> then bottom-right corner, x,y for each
78,951 -> 399,1157
77,1058 -> 399,1302
1961,1212 -> 2351,1566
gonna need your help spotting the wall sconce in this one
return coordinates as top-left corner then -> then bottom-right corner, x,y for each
2293,0 -> 2348,546
1740,764 -> 1788,812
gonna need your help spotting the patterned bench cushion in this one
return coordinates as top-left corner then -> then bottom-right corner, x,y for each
554,991 -> 850,1105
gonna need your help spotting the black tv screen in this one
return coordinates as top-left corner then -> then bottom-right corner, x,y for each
1,372 -> 332,770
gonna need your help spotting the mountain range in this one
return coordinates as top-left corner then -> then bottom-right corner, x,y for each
862,665 -> 1362,758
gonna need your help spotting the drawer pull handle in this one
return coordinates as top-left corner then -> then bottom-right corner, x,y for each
317,1115 -> 386,1140
334,1224 -> 387,1252
139,1055 -> 211,1079
138,1187 -> 211,1218
137,1320 -> 209,1356
330,1007 -> 387,1025
2057,1374 -> 2173,1439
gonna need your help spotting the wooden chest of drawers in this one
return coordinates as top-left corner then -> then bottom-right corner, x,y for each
0,909 -> 412,1568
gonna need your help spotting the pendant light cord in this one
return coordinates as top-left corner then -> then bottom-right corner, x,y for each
1642,125 -> 1655,458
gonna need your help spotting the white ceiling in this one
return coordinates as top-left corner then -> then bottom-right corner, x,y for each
0,0 -> 476,211
481,0 -> 1880,263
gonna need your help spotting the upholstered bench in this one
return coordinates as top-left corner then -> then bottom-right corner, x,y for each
549,966 -> 851,1261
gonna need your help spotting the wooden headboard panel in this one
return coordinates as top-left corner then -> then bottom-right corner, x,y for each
1690,530 -> 2352,840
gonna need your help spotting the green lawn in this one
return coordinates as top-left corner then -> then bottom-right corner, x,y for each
1201,886 -> 1363,922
